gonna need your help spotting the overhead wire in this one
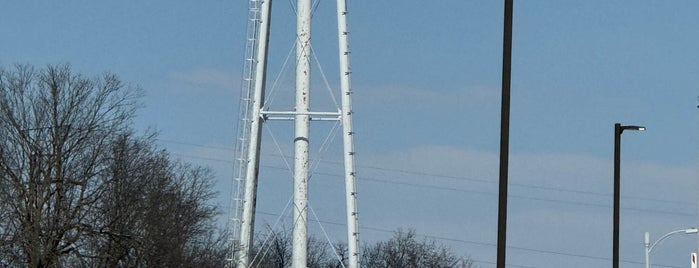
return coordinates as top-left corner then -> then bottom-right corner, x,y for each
168,151 -> 697,218
265,164 -> 696,218
160,138 -> 694,208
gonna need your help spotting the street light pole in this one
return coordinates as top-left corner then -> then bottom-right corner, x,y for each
644,228 -> 698,268
645,232 -> 650,268
613,123 -> 645,268
613,124 -> 621,268
496,0 -> 513,267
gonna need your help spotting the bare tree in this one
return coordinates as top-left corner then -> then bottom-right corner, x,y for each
81,132 -> 163,267
0,64 -> 140,267
327,242 -> 349,268
247,227 -> 347,268
0,64 -> 228,267
362,229 -> 475,268
81,132 -> 226,268
249,227 -> 292,268
243,227 -> 474,268
137,161 -> 220,267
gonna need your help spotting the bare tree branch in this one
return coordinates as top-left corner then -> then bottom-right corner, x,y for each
0,64 -> 228,267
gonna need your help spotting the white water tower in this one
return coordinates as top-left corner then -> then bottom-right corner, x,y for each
226,1 -> 361,267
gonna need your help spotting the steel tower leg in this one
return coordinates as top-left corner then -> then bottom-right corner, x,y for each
238,0 -> 272,267
293,0 -> 312,267
336,0 -> 360,267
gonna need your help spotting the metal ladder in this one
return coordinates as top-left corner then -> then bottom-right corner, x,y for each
227,0 -> 261,266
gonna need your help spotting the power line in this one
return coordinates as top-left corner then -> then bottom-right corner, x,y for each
169,152 -> 696,218
170,140 -> 693,267
256,163 -> 697,218
160,138 -> 693,207
355,162 -> 688,206
179,136 -> 689,268
158,138 -> 235,152
171,153 -> 234,164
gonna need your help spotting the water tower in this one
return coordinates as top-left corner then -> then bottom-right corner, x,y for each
227,0 -> 360,267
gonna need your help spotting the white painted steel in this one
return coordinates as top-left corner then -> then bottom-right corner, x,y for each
262,110 -> 341,121
261,110 -> 341,116
227,0 -> 261,266
230,0 -> 362,266
293,0 -> 312,267
645,228 -> 698,268
645,232 -> 650,268
237,0 -> 272,267
265,116 -> 340,121
336,0 -> 360,267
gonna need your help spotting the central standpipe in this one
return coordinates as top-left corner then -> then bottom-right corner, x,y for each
293,0 -> 311,267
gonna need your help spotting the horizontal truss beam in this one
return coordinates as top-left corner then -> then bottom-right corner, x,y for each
261,110 -> 341,121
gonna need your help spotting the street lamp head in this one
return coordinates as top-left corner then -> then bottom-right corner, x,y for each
618,124 -> 646,134
646,228 -> 699,267
621,125 -> 645,131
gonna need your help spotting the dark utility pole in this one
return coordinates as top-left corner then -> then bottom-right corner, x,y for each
613,123 -> 621,268
613,123 -> 644,268
497,0 -> 513,267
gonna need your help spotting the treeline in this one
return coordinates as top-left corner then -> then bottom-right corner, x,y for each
0,64 -> 474,268
0,65 -> 226,267
248,228 -> 475,268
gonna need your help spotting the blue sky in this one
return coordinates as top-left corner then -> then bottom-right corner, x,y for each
2,1 -> 699,267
